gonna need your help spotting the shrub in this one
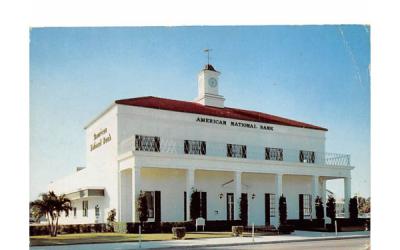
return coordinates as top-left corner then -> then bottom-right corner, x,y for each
239,194 -> 248,226
232,226 -> 244,237
315,196 -> 324,219
172,227 -> 186,239
349,197 -> 358,220
326,195 -> 336,224
137,191 -> 148,226
279,195 -> 287,225
278,224 -> 294,234
30,225 -> 50,236
190,189 -> 200,220
107,209 -> 116,232
113,222 -> 128,233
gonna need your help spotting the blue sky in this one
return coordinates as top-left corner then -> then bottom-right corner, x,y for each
30,26 -> 370,200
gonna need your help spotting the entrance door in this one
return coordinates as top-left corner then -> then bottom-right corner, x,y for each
265,194 -> 270,225
227,193 -> 234,221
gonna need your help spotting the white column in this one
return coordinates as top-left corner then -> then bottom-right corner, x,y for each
321,179 -> 328,222
132,167 -> 141,222
275,174 -> 283,226
344,177 -> 352,218
186,169 -> 195,220
234,171 -> 242,220
311,175 -> 319,219
118,169 -> 122,222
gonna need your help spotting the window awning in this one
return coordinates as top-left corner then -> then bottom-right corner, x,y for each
65,187 -> 105,200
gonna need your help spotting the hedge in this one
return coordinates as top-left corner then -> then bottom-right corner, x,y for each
30,223 -> 112,236
30,220 -> 244,236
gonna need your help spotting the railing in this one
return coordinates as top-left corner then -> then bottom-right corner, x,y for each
119,136 -> 351,167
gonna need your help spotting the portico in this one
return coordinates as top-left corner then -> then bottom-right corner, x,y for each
118,149 -> 352,226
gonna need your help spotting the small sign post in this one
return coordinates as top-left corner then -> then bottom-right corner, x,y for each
334,220 -> 338,237
139,225 -> 142,248
252,223 -> 255,243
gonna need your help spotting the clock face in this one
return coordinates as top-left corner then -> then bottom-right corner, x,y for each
208,77 -> 218,88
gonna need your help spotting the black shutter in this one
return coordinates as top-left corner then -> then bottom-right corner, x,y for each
279,149 -> 283,161
184,140 -> 189,154
201,141 -> 206,155
135,135 -> 140,150
155,191 -> 161,222
242,146 -> 247,158
265,194 -> 270,225
184,192 -> 187,221
266,148 -> 270,160
227,144 -> 232,157
299,151 -> 304,162
155,137 -> 160,152
201,192 -> 207,219
241,193 -> 248,226
191,192 -> 200,220
311,152 -> 315,163
299,194 -> 304,220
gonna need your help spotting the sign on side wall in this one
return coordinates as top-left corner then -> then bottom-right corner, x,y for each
90,128 -> 111,151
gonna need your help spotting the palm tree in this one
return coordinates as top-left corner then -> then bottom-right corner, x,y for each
30,191 -> 72,237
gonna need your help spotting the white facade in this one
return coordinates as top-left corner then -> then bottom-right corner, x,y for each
49,64 -> 353,226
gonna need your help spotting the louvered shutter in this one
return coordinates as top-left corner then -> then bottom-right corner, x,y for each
184,140 -> 189,154
155,191 -> 161,222
201,192 -> 207,220
155,137 -> 160,152
227,144 -> 232,157
201,141 -> 206,155
184,191 -> 187,221
299,194 -> 304,220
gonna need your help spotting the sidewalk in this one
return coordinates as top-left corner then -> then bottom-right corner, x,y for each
30,230 -> 370,250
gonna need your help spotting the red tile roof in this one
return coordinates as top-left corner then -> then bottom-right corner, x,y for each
115,96 -> 328,131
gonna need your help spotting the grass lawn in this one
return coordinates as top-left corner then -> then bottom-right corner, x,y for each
30,232 -> 234,246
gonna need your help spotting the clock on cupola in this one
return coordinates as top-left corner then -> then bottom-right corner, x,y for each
195,63 -> 225,108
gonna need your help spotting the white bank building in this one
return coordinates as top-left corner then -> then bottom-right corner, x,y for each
49,64 -> 353,227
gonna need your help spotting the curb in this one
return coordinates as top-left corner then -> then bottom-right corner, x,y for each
144,235 -> 370,250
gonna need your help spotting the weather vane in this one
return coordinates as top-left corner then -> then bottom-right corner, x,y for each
204,48 -> 212,65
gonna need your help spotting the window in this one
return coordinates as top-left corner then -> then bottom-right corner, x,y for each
145,191 -> 155,218
302,194 -> 312,218
227,144 -> 247,158
135,135 -> 160,152
95,205 -> 100,217
184,140 -> 206,155
265,148 -> 283,161
82,201 -> 88,217
299,150 -> 315,163
73,207 -> 77,217
269,194 -> 276,217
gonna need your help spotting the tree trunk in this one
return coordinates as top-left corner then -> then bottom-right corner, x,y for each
54,217 -> 59,237
46,213 -> 52,237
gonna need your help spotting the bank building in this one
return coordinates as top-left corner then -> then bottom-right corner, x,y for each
49,63 -> 353,227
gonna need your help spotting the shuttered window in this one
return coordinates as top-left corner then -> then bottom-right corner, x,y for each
184,140 -> 206,155
82,200 -> 88,217
299,194 -> 312,219
227,144 -> 247,158
135,135 -> 160,152
144,191 -> 155,218
265,148 -> 283,161
299,150 -> 315,163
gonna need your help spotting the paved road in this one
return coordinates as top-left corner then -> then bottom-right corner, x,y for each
185,238 -> 370,250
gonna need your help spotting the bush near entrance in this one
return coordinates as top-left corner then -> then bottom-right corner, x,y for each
349,196 -> 359,220
172,227 -> 186,239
